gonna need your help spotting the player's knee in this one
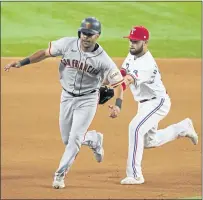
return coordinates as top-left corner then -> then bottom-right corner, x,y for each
129,121 -> 146,136
63,139 -> 69,146
69,134 -> 83,150
144,142 -> 155,148
144,136 -> 157,148
75,136 -> 82,149
129,121 -> 138,132
62,135 -> 69,145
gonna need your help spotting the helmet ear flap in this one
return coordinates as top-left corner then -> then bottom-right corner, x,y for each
78,31 -> 81,38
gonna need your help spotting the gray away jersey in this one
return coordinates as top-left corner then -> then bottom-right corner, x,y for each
49,37 -> 123,95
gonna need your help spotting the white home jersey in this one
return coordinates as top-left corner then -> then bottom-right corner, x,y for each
121,51 -> 167,102
49,37 -> 123,95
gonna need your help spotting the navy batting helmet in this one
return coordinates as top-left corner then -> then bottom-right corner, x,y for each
78,17 -> 101,37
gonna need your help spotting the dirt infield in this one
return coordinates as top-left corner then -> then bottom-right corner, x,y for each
1,57 -> 201,199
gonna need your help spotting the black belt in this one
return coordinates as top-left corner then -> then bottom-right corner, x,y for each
63,88 -> 96,97
140,97 -> 156,103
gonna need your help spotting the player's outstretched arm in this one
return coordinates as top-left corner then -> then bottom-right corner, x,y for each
4,48 -> 51,72
108,84 -> 123,118
108,73 -> 134,118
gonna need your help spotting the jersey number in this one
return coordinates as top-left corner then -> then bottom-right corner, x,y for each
133,69 -> 138,78
149,66 -> 162,84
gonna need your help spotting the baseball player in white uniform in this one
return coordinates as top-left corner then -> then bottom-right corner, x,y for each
4,17 -> 124,189
108,26 -> 198,185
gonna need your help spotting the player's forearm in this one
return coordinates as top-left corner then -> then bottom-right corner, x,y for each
29,49 -> 50,63
102,80 -> 109,86
113,76 -> 133,110
114,85 -> 123,100
113,85 -> 123,111
16,49 -> 50,67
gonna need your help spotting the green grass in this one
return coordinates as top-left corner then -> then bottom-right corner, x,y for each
1,2 -> 202,57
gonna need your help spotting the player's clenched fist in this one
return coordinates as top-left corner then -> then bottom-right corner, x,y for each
4,61 -> 21,72
108,105 -> 120,118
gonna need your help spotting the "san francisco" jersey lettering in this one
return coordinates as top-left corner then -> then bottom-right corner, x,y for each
61,58 -> 100,75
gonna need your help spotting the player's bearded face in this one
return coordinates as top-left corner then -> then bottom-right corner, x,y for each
129,40 -> 145,55
80,32 -> 99,48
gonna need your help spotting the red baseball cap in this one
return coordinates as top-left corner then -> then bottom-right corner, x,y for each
124,26 -> 149,41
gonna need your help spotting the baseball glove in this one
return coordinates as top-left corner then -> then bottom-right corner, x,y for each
99,86 -> 114,104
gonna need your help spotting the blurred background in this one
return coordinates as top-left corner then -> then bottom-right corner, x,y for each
1,2 -> 202,57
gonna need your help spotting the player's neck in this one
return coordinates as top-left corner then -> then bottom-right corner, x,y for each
136,49 -> 148,58
80,44 -> 96,52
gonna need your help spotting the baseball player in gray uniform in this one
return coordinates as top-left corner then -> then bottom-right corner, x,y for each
4,17 -> 124,189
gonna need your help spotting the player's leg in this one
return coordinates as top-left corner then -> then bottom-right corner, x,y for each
144,118 -> 198,148
59,103 -> 103,152
55,105 -> 97,176
53,93 -> 99,188
59,94 -> 74,145
52,91 -> 75,189
121,98 -> 170,185
82,130 -> 104,162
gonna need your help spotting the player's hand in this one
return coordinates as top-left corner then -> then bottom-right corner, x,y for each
4,61 -> 20,72
108,105 -> 120,118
